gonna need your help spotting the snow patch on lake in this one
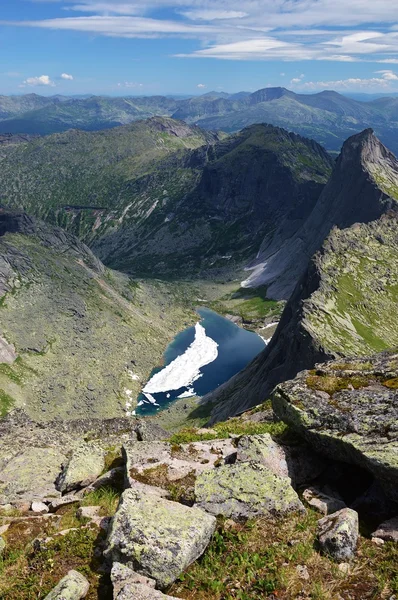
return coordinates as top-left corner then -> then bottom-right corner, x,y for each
143,323 -> 218,394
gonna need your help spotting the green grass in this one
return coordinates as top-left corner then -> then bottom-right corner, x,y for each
168,420 -> 287,445
0,390 -> 14,416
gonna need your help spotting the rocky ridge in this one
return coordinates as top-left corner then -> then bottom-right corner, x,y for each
202,131 -> 398,423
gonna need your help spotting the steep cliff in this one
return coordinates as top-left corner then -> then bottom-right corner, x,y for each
203,131 -> 398,423
243,129 -> 398,298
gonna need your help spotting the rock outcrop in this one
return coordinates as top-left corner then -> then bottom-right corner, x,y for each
272,352 -> 398,502
56,444 -> 105,493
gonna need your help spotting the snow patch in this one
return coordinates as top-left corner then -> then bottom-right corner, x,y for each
177,387 -> 195,399
143,322 -> 218,394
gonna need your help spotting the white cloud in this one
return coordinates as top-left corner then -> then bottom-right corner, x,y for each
181,10 -> 248,21
375,69 -> 398,80
23,74 -> 56,86
197,83 -> 206,88
61,72 -> 74,80
117,81 -> 143,88
292,71 -> 398,91
7,0 -> 398,67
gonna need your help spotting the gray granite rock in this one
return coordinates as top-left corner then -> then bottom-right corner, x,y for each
105,488 -> 216,588
195,462 -> 304,519
317,508 -> 359,561
44,570 -> 89,599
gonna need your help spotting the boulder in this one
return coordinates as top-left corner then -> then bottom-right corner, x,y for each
0,447 -> 66,503
31,501 -> 49,514
134,420 -> 169,442
317,508 -> 359,561
111,563 -> 156,596
372,517 -> 398,542
303,487 -> 346,515
195,462 -> 304,520
116,583 -> 180,600
56,444 -> 105,493
105,488 -> 216,588
272,354 -> 398,502
44,570 -> 89,599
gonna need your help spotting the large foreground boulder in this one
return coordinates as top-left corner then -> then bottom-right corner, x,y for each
272,353 -> 398,501
195,462 -> 304,519
105,488 -> 216,588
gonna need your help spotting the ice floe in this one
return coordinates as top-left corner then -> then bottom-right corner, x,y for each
143,323 -> 218,394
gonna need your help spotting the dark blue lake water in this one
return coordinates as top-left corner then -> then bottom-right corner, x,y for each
136,307 -> 265,416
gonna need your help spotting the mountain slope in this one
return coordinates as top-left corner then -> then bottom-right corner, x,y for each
1,88 -> 398,154
243,129 -> 398,298
0,120 -> 333,279
201,130 -> 398,423
0,209 -> 195,422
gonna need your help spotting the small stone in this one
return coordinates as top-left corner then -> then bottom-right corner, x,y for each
338,562 -> 351,575
49,494 -> 81,512
303,487 -> 346,515
372,517 -> 398,542
43,569 -> 89,599
76,506 -> 101,519
0,524 -> 10,536
31,501 -> 49,513
296,565 -> 310,580
372,537 -> 385,546
0,504 -> 13,513
317,508 -> 359,562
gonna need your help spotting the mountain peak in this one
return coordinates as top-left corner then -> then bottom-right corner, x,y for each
339,129 -> 398,199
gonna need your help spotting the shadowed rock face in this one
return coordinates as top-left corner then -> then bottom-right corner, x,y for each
243,129 -> 398,299
203,131 -> 398,424
272,352 -> 398,503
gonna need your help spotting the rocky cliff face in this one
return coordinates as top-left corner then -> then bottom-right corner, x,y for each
243,129 -> 398,298
203,132 -> 398,423
0,210 -> 195,422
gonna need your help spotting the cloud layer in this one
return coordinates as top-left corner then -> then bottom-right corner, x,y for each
6,0 -> 398,68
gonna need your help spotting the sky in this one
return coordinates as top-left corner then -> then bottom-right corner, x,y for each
1,0 -> 398,96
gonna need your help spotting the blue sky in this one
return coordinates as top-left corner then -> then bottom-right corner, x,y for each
1,0 -> 398,95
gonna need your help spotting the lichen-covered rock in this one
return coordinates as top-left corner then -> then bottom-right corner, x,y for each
134,420 -> 169,442
56,444 -> 105,493
237,434 -> 290,479
237,434 -> 325,487
111,563 -> 156,597
303,487 -> 346,515
195,462 -> 304,519
372,517 -> 398,542
317,508 -> 359,561
0,447 -> 66,503
44,570 -> 89,599
272,352 -> 398,501
105,488 -> 216,588
116,583 -> 180,600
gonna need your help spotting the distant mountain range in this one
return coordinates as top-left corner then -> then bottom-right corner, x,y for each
1,88 -> 398,153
